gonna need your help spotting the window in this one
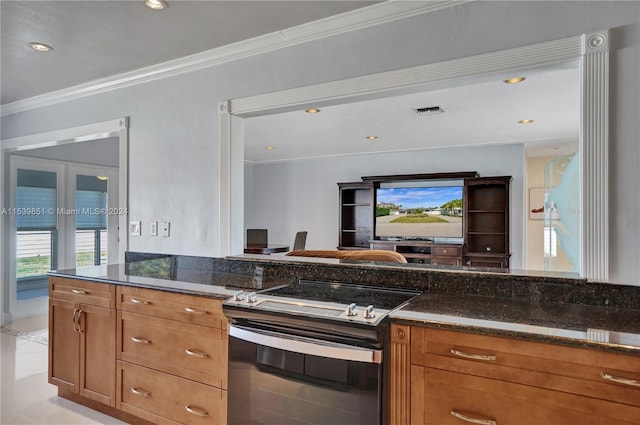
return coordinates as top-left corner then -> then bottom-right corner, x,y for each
16,170 -> 58,300
75,176 -> 108,268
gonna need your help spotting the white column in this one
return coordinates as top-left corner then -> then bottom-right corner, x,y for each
580,32 -> 609,281
218,101 -> 232,257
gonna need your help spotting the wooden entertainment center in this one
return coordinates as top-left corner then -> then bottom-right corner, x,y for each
370,240 -> 464,266
338,172 -> 511,268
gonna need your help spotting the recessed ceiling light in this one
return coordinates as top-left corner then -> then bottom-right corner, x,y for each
96,176 -> 109,181
265,146 -> 276,150
29,42 -> 53,52
518,119 -> 534,124
305,108 -> 321,114
504,77 -> 525,84
366,135 -> 378,140
144,0 -> 168,10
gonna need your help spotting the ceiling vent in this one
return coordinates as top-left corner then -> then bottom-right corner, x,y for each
415,105 -> 446,116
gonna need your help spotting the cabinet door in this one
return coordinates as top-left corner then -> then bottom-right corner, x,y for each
78,303 -> 117,406
49,298 -> 79,393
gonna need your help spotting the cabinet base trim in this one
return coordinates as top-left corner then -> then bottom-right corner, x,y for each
57,388 -> 155,425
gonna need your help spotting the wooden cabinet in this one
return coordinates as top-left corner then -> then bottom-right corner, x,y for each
49,277 -> 117,407
371,240 -> 462,265
390,324 -> 640,425
49,278 -> 229,424
116,286 -> 228,424
464,176 -> 511,268
338,175 -> 511,268
338,174 -> 512,269
338,182 -> 373,249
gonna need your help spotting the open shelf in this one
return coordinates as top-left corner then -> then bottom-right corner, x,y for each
338,182 -> 373,249
464,177 -> 511,268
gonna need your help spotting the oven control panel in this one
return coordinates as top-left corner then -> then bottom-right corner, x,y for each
225,290 -> 387,325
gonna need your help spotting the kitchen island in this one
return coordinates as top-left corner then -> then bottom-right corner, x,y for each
47,254 -> 639,424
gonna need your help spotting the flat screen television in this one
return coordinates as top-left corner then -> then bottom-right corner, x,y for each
374,180 -> 464,242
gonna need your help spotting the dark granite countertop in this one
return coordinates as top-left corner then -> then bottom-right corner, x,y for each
391,293 -> 640,354
48,260 -> 295,299
49,255 -> 640,355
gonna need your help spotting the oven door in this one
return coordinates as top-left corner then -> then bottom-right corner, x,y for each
228,324 -> 383,425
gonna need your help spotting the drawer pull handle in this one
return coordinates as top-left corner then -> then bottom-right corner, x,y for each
185,348 -> 208,358
71,309 -> 79,332
130,298 -> 150,305
451,349 -> 496,361
131,336 -> 151,344
451,410 -> 496,425
185,405 -> 208,416
602,372 -> 640,387
184,307 -> 207,315
71,288 -> 88,294
130,387 -> 150,397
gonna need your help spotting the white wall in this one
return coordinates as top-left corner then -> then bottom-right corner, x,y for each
246,144 -> 526,268
2,1 -> 638,284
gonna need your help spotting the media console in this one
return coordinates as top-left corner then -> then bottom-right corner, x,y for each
338,172 -> 511,268
369,240 -> 463,265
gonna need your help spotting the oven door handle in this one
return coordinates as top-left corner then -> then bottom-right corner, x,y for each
229,325 -> 382,364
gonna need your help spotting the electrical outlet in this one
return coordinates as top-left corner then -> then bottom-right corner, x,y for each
161,221 -> 170,237
150,221 -> 158,236
130,221 -> 141,236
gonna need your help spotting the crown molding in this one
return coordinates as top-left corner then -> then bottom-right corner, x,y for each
1,0 -> 473,117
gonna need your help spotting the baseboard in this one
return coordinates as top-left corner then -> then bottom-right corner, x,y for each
1,312 -> 12,327
57,388 -> 154,425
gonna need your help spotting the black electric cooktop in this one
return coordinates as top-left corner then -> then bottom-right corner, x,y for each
263,280 -> 419,310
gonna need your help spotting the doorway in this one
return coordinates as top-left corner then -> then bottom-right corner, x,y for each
1,118 -> 128,324
8,157 -> 118,317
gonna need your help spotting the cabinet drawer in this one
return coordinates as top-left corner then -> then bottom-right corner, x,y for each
432,247 -> 460,257
431,257 -> 460,266
412,327 -> 640,406
370,243 -> 396,251
119,311 -> 227,389
118,286 -> 226,329
49,277 -> 115,308
118,361 -> 226,425
464,255 -> 508,268
411,366 -> 640,425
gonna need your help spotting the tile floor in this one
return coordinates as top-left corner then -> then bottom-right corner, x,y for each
1,315 -> 126,424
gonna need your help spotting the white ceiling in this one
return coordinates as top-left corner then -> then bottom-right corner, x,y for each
245,63 -> 581,162
2,1 -> 580,162
0,0 -> 378,104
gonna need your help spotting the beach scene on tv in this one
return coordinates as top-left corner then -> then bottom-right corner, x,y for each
376,186 -> 463,239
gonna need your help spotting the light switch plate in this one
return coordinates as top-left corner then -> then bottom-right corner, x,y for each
150,221 -> 158,236
130,221 -> 141,236
161,221 -> 170,237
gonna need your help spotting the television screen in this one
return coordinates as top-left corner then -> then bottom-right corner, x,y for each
375,182 -> 463,240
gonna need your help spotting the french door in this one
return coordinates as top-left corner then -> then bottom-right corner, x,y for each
9,157 -> 118,319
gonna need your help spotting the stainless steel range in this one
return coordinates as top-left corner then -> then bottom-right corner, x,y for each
223,279 -> 419,425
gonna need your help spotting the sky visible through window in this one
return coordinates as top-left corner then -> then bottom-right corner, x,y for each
377,187 -> 462,209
